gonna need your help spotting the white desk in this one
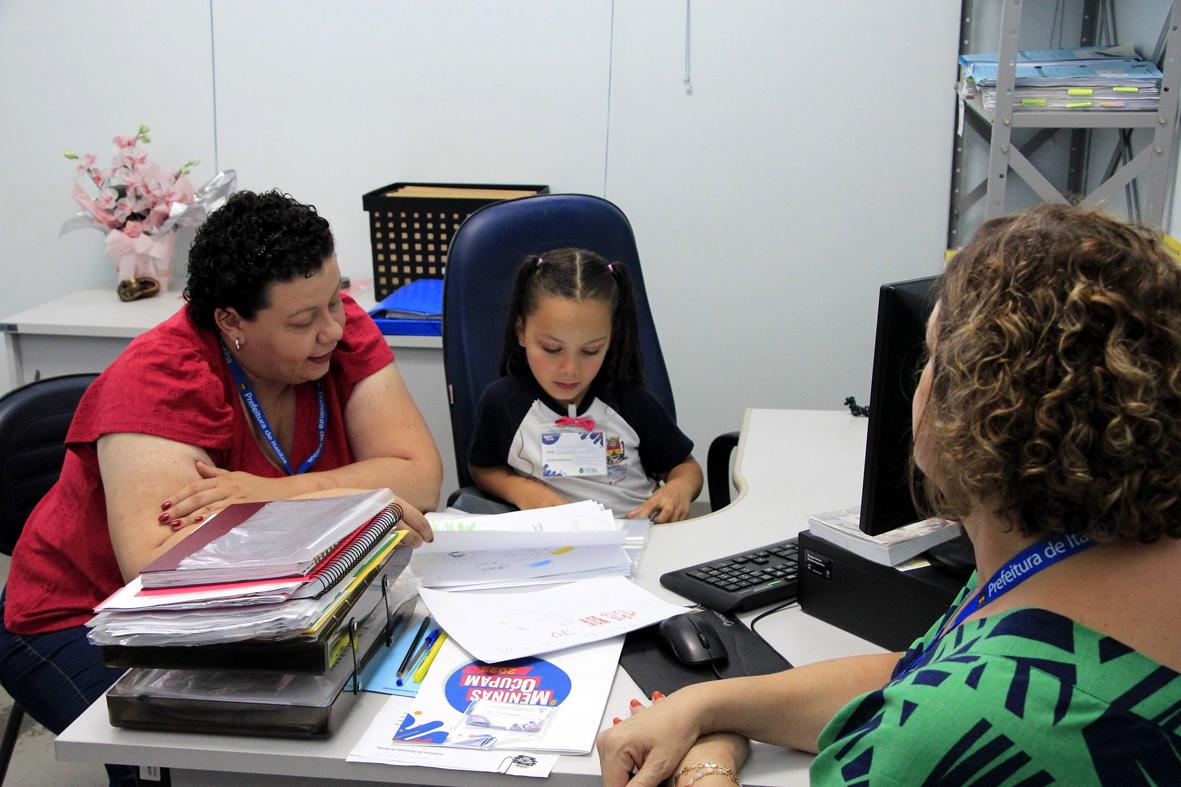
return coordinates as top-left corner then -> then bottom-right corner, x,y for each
57,409 -> 882,786
0,288 -> 459,503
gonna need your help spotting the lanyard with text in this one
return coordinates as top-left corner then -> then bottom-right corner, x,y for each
897,531 -> 1096,677
221,342 -> 326,475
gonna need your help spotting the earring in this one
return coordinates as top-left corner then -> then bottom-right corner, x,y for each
234,336 -> 242,352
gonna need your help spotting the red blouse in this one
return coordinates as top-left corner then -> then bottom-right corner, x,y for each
4,294 -> 392,634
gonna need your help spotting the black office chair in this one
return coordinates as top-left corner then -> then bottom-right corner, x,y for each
0,373 -> 98,784
707,431 -> 740,511
441,193 -> 678,511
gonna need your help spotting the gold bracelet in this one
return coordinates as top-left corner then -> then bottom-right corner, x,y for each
674,761 -> 740,787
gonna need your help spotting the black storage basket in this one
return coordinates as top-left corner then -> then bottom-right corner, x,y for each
362,182 -> 549,300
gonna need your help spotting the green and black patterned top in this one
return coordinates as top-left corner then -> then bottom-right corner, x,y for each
812,575 -> 1181,785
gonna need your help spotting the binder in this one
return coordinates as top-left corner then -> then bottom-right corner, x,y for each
105,593 -> 416,739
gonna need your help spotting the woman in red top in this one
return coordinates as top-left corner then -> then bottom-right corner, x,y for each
0,191 -> 441,780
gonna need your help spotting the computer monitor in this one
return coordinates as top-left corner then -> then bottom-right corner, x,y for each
859,275 -> 940,537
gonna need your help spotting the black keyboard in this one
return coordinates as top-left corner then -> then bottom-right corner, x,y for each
658,538 -> 799,614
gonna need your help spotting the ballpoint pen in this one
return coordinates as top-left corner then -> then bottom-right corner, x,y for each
394,616 -> 431,682
411,631 -> 448,684
397,627 -> 440,686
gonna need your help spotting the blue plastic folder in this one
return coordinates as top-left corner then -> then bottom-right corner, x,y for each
367,279 -> 443,337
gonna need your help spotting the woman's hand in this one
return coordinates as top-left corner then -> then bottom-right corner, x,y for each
392,497 -> 433,547
158,460 -> 285,529
668,733 -> 749,787
597,690 -> 709,787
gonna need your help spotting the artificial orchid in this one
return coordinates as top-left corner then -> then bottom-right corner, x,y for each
64,124 -> 199,235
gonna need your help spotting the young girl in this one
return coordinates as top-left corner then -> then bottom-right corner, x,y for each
467,247 -> 703,522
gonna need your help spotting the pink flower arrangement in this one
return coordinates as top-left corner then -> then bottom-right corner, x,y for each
64,124 -> 199,235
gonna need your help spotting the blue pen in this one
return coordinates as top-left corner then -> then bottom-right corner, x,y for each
396,627 -> 441,686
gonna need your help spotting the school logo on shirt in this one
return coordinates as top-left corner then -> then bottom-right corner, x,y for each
606,435 -> 628,483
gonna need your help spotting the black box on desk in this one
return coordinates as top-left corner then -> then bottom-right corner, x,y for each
362,182 -> 549,300
797,530 -> 964,652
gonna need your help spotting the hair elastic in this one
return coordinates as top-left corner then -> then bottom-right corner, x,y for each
607,262 -> 615,274
535,256 -> 545,269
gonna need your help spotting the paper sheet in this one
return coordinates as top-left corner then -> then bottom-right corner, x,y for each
420,500 -> 622,554
347,695 -> 557,777
94,576 -> 299,612
411,544 -> 631,591
418,575 -> 685,663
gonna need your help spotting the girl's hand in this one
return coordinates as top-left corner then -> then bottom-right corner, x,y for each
158,461 -> 284,530
597,690 -> 705,787
628,479 -> 694,524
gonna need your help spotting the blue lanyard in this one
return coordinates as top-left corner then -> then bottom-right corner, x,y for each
221,342 -> 326,475
897,531 -> 1096,677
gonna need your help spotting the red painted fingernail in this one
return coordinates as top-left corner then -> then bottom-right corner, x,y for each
612,717 -> 622,725
160,501 -> 172,510
629,699 -> 641,708
169,519 -> 182,528
652,691 -> 665,700
158,512 -> 170,523
194,515 -> 204,523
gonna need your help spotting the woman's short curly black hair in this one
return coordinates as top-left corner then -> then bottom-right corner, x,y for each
184,190 -> 334,329
924,203 -> 1181,542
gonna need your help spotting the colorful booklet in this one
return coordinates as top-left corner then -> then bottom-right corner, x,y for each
389,635 -> 624,754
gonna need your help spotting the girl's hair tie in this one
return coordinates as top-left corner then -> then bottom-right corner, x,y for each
535,255 -> 545,269
607,262 -> 615,274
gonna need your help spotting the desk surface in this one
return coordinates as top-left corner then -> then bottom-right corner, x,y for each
0,288 -> 442,349
57,409 -> 881,786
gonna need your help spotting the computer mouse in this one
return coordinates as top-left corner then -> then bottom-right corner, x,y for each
657,612 -> 728,668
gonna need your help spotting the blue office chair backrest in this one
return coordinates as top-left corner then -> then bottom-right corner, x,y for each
443,193 -> 675,490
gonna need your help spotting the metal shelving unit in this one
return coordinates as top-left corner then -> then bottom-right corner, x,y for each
949,0 -> 1181,245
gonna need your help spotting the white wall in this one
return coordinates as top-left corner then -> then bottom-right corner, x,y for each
0,1 -> 216,311
4,1 -> 1175,504
605,2 -> 961,461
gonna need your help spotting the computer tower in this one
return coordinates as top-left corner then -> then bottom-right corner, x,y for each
797,530 -> 964,652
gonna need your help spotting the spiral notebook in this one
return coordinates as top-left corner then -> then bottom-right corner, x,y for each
139,490 -> 394,589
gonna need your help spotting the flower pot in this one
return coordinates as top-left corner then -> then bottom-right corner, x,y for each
105,228 -> 178,300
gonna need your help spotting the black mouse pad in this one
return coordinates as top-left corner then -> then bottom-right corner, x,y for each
620,608 -> 791,697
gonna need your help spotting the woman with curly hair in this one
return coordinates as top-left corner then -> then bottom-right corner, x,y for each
597,204 -> 1181,786
0,191 -> 441,773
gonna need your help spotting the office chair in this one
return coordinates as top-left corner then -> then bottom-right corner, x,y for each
441,193 -> 677,511
0,373 -> 98,784
707,431 -> 740,511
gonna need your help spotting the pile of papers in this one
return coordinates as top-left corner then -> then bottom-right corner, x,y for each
411,500 -> 632,591
346,502 -> 686,776
959,45 -> 1163,112
806,506 -> 963,567
88,490 -> 410,647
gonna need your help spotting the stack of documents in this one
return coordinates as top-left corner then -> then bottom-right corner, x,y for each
92,489 -> 420,740
959,46 -> 1163,112
806,506 -> 963,567
346,502 -> 686,775
412,501 -> 632,591
89,489 -> 410,648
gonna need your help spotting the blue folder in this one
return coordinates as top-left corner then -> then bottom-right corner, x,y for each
368,279 -> 443,336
